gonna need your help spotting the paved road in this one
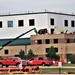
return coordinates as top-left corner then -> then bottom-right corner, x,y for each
7,65 -> 75,68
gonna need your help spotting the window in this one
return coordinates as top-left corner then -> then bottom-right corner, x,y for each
0,21 -> 2,28
37,40 -> 42,44
50,18 -> 54,25
67,54 -> 72,61
64,20 -> 68,27
45,39 -> 50,44
74,39 -> 75,43
54,39 -> 58,43
46,48 -> 49,53
71,20 -> 74,27
18,20 -> 24,27
54,48 -> 58,52
46,47 -> 58,53
8,58 -> 13,60
8,21 -> 13,27
15,57 -> 21,60
4,50 -> 8,54
29,19 -> 35,26
39,57 -> 43,60
67,39 -> 70,43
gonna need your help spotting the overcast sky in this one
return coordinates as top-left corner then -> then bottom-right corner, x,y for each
0,0 -> 75,14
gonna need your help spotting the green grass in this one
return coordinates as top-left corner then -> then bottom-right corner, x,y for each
38,64 -> 75,74
40,68 -> 58,73
40,68 -> 75,74
63,63 -> 75,66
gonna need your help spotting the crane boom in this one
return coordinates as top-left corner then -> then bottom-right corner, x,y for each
0,28 -> 37,50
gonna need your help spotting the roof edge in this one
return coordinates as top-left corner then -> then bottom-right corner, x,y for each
0,11 -> 75,17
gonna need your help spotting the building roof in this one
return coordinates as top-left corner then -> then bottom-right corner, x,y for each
0,38 -> 30,46
0,12 -> 75,17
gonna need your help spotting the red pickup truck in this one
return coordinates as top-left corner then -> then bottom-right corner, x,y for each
26,57 -> 53,66
0,57 -> 27,67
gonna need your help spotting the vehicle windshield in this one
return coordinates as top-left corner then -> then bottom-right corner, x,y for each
15,57 -> 21,60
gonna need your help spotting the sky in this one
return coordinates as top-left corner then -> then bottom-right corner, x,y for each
0,0 -> 75,14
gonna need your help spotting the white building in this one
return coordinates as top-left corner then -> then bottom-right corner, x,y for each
0,12 -> 75,39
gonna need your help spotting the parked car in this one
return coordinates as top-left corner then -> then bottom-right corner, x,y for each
0,56 -> 27,67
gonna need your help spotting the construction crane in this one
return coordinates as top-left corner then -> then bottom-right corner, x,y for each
0,28 -> 37,50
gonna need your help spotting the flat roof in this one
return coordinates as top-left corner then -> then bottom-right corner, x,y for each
0,38 -> 30,46
0,12 -> 75,17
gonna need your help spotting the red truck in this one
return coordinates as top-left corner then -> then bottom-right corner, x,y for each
0,57 -> 27,67
26,57 -> 53,66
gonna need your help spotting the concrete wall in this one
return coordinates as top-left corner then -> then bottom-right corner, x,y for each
0,45 -> 30,57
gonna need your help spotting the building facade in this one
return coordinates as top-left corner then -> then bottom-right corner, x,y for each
0,12 -> 75,39
0,33 -> 75,63
0,12 -> 75,62
30,33 -> 75,62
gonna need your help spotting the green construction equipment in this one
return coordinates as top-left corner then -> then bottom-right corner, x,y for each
0,28 -> 37,50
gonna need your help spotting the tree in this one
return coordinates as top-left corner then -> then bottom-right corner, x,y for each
27,49 -> 35,59
46,46 -> 60,60
0,56 -> 3,60
19,49 -> 36,59
19,49 -> 25,59
69,54 -> 75,63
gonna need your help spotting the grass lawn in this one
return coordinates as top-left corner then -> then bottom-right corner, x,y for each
40,68 -> 75,74
63,63 -> 75,66
39,64 -> 75,74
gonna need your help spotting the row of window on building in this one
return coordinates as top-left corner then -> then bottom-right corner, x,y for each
51,18 -> 75,27
3,39 -> 74,54
46,47 -> 58,53
4,48 -> 58,55
35,38 -> 75,44
0,18 -> 75,28
0,19 -> 35,28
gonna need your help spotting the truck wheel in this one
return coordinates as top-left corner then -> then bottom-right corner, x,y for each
0,63 -> 3,67
48,63 -> 51,66
42,63 -> 45,66
6,65 -> 9,67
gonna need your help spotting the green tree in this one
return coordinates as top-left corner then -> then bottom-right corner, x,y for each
19,49 -> 25,59
27,49 -> 35,59
69,54 -> 75,63
19,49 -> 36,59
0,56 -> 3,60
46,46 -> 60,60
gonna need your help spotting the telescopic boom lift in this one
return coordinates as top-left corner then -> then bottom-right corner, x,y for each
0,28 -> 37,50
